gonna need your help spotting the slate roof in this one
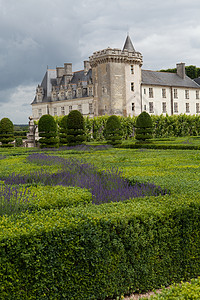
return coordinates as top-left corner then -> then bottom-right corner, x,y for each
194,77 -> 200,86
32,68 -> 92,104
142,70 -> 200,88
122,35 -> 135,52
70,69 -> 92,84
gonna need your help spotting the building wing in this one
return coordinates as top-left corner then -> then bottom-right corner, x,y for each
142,70 -> 200,88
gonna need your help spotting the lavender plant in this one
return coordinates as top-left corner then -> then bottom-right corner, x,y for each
0,184 -> 32,216
2,153 -> 169,205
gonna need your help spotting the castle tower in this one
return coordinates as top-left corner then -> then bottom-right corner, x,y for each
89,35 -> 143,117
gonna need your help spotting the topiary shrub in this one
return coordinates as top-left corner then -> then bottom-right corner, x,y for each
0,118 -> 14,147
105,115 -> 122,145
38,115 -> 59,148
135,111 -> 153,142
59,115 -> 68,146
66,110 -> 85,146
15,137 -> 23,147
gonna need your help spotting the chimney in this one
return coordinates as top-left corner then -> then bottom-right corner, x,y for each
56,67 -> 65,78
176,63 -> 185,79
84,61 -> 90,75
64,63 -> 72,76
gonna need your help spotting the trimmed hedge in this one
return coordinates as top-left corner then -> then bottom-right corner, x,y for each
28,185 -> 92,210
117,143 -> 200,150
0,194 -> 200,299
145,277 -> 200,299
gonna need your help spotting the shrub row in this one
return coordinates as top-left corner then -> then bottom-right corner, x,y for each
0,195 -> 200,299
83,114 -> 200,141
144,277 -> 200,299
118,143 -> 200,150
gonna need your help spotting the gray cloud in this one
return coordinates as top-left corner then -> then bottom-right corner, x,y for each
0,0 -> 200,123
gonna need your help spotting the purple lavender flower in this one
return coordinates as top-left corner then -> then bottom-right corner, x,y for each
2,153 -> 169,205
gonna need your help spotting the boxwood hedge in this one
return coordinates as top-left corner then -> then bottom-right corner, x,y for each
0,194 -> 200,299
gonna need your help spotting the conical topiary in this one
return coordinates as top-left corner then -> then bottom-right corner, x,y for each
135,111 -> 153,141
105,115 -> 122,146
38,114 -> 59,148
0,118 -> 14,147
66,110 -> 85,146
59,115 -> 68,146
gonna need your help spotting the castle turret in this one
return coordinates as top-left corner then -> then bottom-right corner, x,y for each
89,35 -> 143,117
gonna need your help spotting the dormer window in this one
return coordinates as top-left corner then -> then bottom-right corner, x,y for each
68,91 -> 72,99
60,92 -> 65,100
52,93 -> 57,101
77,88 -> 82,98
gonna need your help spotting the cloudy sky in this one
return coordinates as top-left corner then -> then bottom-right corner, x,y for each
0,0 -> 200,123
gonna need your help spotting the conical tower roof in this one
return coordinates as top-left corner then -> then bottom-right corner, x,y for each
122,35 -> 135,52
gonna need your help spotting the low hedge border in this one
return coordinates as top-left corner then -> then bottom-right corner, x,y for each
117,143 -> 200,150
0,195 -> 200,299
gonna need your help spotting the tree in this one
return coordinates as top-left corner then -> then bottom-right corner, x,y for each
135,111 -> 153,142
104,115 -> 122,145
38,115 -> 59,148
185,65 -> 197,79
66,110 -> 85,146
160,65 -> 200,79
59,115 -> 68,146
0,118 -> 14,147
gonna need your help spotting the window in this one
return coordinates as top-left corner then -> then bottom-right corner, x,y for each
131,65 -> 134,74
89,103 -> 93,114
53,107 -> 57,116
52,93 -> 57,101
149,102 -> 154,113
196,90 -> 199,100
61,106 -> 65,115
37,95 -> 42,102
196,103 -> 200,113
69,105 -> 72,112
186,103 -> 190,113
68,91 -> 72,99
77,89 -> 82,98
144,104 -> 147,111
185,90 -> 189,99
174,102 -> 178,113
60,92 -> 65,100
132,103 -> 135,112
174,89 -> 178,99
144,88 -> 146,94
162,88 -> 166,98
88,87 -> 93,96
149,88 -> 153,98
162,102 -> 166,113
38,109 -> 42,118
131,82 -> 134,91
78,104 -> 82,113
